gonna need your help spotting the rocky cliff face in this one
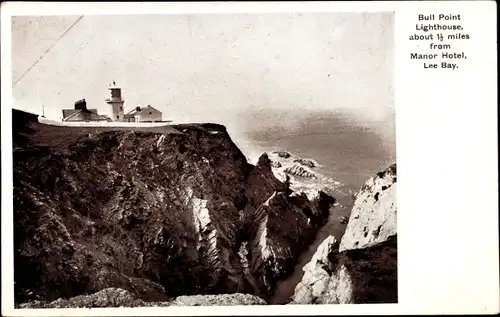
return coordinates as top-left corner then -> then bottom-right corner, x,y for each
290,163 -> 397,304
13,109 -> 335,306
339,164 -> 397,252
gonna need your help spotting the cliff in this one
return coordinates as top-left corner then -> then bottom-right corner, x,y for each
259,150 -> 349,304
290,163 -> 397,304
12,109 -> 335,306
339,164 -> 397,252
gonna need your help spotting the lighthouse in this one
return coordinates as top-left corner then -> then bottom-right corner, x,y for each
105,81 -> 125,121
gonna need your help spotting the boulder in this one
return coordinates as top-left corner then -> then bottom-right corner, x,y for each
275,151 -> 291,159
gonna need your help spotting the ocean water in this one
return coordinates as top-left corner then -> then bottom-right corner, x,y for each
234,109 -> 396,191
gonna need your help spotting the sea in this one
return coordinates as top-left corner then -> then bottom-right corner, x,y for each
233,108 -> 396,191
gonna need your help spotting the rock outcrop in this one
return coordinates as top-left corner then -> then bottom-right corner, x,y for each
19,288 -> 154,309
290,163 -> 397,304
293,158 -> 316,168
19,288 -> 266,308
291,235 -> 340,304
13,109 -> 335,307
283,164 -> 317,179
266,151 -> 342,202
170,293 -> 267,306
340,163 -> 397,252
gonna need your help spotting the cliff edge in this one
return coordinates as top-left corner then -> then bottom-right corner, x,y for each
12,109 -> 335,306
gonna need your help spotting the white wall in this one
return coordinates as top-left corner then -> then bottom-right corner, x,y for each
135,107 -> 162,122
39,116 -> 170,127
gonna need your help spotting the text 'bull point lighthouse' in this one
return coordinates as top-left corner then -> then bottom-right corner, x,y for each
105,81 -> 125,122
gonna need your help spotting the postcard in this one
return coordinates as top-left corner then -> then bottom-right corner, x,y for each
1,1 -> 498,316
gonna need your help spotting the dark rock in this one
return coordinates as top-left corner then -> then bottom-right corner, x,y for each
335,235 -> 398,304
270,161 -> 282,168
293,158 -> 316,168
256,152 -> 272,170
275,151 -> 291,159
283,164 -> 317,179
12,109 -> 334,306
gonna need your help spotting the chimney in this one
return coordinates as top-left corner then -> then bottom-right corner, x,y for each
74,99 -> 87,110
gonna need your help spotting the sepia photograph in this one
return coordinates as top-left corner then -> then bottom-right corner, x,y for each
10,11 -> 396,309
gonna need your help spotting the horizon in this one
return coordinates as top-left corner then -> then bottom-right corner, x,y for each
11,12 -> 394,134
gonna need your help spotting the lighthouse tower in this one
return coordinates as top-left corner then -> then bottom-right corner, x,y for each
105,81 -> 125,121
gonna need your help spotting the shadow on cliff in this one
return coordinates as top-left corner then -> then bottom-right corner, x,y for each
337,235 -> 397,303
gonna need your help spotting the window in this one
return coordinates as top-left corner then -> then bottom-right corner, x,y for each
116,115 -> 119,120
120,106 -> 123,111
149,111 -> 152,115
111,89 -> 121,98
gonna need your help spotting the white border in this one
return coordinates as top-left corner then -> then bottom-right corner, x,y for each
2,1 -> 498,316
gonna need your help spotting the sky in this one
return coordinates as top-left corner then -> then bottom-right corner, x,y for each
11,12 -> 394,137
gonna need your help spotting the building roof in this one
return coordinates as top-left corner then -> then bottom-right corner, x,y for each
62,109 -> 109,122
62,108 -> 98,119
125,106 -> 143,116
62,109 -> 79,119
108,81 -> 121,90
125,105 -> 162,116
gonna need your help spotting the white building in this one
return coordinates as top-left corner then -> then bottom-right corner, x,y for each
124,105 -> 163,122
105,81 -> 125,121
105,81 -> 163,122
